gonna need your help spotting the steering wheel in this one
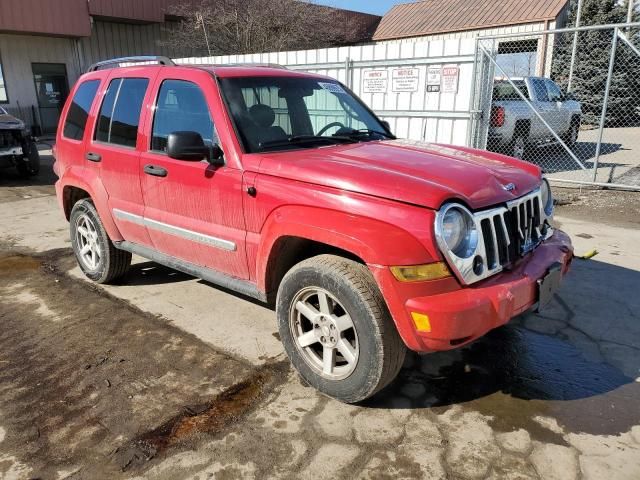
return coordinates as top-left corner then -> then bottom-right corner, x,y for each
317,122 -> 346,136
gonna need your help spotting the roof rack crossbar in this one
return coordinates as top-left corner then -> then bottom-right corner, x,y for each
87,56 -> 175,73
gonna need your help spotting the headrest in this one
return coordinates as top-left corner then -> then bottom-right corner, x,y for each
249,104 -> 276,128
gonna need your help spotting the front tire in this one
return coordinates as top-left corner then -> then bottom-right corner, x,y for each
70,199 -> 131,284
276,255 -> 406,403
16,141 -> 40,177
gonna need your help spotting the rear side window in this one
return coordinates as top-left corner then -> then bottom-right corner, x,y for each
493,81 -> 529,101
95,78 -> 149,147
151,79 -> 216,152
63,80 -> 100,140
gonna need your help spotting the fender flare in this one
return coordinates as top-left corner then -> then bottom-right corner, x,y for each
60,166 -> 123,242
255,205 -> 434,292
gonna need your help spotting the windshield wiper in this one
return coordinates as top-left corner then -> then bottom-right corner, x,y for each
337,128 -> 396,140
259,135 -> 358,150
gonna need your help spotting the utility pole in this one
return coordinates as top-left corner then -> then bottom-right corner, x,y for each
197,13 -> 212,57
567,0 -> 584,92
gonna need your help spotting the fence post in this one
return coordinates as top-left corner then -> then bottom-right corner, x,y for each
592,27 -> 619,182
568,0 -> 584,92
344,56 -> 351,89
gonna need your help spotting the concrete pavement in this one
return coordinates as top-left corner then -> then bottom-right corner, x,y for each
1,152 -> 639,479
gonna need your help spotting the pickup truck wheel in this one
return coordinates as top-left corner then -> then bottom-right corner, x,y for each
510,134 -> 526,160
277,255 -> 406,403
16,141 -> 40,177
564,122 -> 579,148
70,199 -> 131,284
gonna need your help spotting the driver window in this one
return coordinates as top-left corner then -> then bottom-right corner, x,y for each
151,79 -> 216,152
303,87 -> 367,135
545,80 -> 563,102
532,79 -> 549,102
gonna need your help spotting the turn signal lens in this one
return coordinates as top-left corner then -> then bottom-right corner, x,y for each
390,263 -> 451,282
411,312 -> 432,332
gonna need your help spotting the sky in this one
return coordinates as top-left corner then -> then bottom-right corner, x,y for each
313,0 -> 404,15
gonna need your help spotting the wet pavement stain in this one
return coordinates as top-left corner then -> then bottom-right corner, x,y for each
377,325 -> 639,441
0,253 -> 41,271
116,362 -> 288,471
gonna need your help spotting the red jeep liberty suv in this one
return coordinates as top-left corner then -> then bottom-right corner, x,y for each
54,56 -> 573,403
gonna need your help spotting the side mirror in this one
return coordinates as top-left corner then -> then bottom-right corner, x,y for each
167,131 -> 209,161
381,120 -> 392,134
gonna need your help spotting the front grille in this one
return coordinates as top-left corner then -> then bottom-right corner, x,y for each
0,130 -> 21,150
477,189 -> 549,275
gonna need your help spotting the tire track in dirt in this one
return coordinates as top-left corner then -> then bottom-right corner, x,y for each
0,247 -> 280,479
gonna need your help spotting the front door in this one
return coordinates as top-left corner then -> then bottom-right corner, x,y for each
32,63 -> 69,134
139,70 -> 249,280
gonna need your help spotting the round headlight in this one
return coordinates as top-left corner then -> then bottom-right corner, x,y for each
441,206 -> 478,258
540,179 -> 553,216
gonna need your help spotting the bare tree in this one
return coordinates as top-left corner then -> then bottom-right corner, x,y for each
163,0 -> 348,56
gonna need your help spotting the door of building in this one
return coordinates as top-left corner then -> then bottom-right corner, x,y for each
32,63 -> 69,134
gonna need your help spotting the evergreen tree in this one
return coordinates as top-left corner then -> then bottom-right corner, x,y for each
551,0 -> 640,126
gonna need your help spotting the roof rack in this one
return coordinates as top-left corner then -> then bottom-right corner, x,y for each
87,56 -> 175,73
180,62 -> 288,70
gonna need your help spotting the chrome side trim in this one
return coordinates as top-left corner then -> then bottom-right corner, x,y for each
113,209 -> 237,252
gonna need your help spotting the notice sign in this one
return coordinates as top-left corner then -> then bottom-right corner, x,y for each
427,66 -> 441,93
363,70 -> 388,93
442,65 -> 460,94
392,68 -> 420,92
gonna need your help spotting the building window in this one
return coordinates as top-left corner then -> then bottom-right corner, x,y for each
95,77 -> 149,148
0,52 -> 8,103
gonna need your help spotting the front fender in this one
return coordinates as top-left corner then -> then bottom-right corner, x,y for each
255,205 -> 438,292
56,165 -> 123,242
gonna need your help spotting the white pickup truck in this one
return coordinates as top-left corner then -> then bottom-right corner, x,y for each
487,77 -> 582,160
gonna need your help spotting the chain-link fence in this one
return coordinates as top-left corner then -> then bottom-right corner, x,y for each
471,23 -> 640,190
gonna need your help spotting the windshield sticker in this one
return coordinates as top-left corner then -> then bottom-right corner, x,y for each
318,82 -> 346,94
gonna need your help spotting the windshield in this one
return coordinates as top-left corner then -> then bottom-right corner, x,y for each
219,76 -> 391,153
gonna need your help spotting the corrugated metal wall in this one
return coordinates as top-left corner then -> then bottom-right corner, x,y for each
0,0 -> 90,37
0,33 -> 79,109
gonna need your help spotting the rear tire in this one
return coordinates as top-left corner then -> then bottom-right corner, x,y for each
509,133 -> 527,160
70,199 -> 131,284
16,141 -> 40,177
276,254 -> 406,403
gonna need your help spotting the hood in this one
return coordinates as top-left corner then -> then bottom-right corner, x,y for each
257,139 -> 541,210
0,112 -> 25,130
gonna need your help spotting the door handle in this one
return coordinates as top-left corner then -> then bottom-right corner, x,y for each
144,164 -> 168,177
85,152 -> 101,162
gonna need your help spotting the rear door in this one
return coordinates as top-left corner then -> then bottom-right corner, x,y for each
139,68 -> 249,280
545,79 -> 569,135
87,68 -> 158,247
529,78 -> 555,140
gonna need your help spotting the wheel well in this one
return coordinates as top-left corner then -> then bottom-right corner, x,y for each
264,236 -> 365,304
63,186 -> 90,220
514,120 -> 531,139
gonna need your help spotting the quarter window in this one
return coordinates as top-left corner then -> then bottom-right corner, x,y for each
151,79 -> 216,152
0,52 -> 7,103
63,80 -> 100,140
95,78 -> 149,147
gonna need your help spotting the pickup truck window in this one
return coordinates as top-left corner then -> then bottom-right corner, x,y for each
95,78 -> 149,148
151,79 -> 216,152
545,80 -> 563,102
493,80 -> 529,101
219,76 -> 387,153
63,80 -> 100,141
531,79 -> 549,102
